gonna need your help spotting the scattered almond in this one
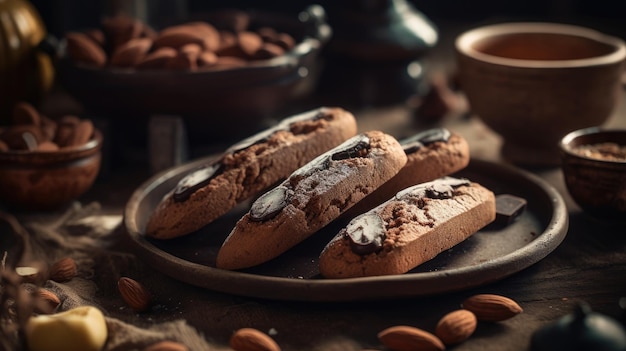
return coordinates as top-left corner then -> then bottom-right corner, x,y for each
118,277 -> 152,312
34,288 -> 61,314
462,294 -> 523,322
378,325 -> 445,351
230,328 -> 281,351
143,340 -> 188,351
435,309 -> 477,345
49,257 -> 77,282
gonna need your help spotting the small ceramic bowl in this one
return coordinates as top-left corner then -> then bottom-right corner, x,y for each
456,22 -> 626,166
559,127 -> 626,218
0,130 -> 103,211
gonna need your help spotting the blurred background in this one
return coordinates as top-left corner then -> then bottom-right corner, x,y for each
30,0 -> 626,39
16,0 -> 626,170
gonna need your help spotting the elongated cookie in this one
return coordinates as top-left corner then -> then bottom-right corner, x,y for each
216,130 -> 408,270
319,176 -> 496,278
344,127 -> 470,217
145,107 -> 358,239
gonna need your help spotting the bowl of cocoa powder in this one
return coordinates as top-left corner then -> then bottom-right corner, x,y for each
560,127 -> 626,219
0,102 -> 102,211
56,5 -> 331,144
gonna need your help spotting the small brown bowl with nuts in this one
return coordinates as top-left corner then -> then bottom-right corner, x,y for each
0,103 -> 102,211
56,5 -> 331,143
559,127 -> 626,219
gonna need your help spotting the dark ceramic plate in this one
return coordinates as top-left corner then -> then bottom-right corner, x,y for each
124,158 -> 569,301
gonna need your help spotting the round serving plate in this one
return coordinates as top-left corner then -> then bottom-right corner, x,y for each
124,158 -> 569,301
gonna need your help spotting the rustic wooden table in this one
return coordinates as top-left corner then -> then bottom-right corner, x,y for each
4,20 -> 626,351
58,81 -> 623,351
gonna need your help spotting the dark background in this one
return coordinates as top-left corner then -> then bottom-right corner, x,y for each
29,0 -> 626,39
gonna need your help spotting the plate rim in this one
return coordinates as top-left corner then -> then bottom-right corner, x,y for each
124,158 -> 569,301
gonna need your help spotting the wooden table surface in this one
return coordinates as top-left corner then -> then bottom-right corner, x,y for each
5,20 -> 626,351
62,82 -> 624,351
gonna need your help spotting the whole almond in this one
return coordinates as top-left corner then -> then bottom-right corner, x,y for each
160,22 -> 220,51
197,51 -> 218,68
435,309 -> 477,345
143,341 -> 188,351
230,328 -> 281,351
0,125 -> 43,150
49,257 -> 77,282
40,116 -> 58,141
84,28 -> 106,47
166,44 -> 202,71
15,265 -> 46,284
36,141 -> 60,151
237,31 -> 263,57
65,32 -> 107,67
110,38 -> 153,67
12,102 -> 41,126
102,15 -> 144,52
462,294 -> 523,322
378,325 -> 445,351
54,115 -> 82,145
212,56 -> 247,70
68,119 -> 94,147
154,31 -> 206,51
272,33 -> 296,51
252,43 -> 284,60
118,277 -> 152,312
34,288 -> 61,314
218,30 -> 238,52
137,47 -> 177,70
257,27 -> 278,42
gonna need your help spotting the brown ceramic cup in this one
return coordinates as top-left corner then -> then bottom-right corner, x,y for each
456,22 -> 626,166
559,127 -> 626,219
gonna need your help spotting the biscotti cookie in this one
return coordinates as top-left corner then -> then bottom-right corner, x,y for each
216,130 -> 408,270
145,107 -> 358,239
345,128 -> 470,217
319,176 -> 496,278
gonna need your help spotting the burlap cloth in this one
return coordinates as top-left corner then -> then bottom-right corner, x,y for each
0,201 -> 224,351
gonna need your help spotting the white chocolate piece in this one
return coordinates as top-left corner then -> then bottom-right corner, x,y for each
25,306 -> 108,351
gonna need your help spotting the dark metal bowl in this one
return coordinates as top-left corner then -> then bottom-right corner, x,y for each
56,5 -> 331,144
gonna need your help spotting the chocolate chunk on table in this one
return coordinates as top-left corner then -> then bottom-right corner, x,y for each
495,194 -> 527,226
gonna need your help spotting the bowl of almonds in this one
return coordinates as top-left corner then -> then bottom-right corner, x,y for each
0,102 -> 102,211
56,5 -> 331,142
560,127 -> 626,219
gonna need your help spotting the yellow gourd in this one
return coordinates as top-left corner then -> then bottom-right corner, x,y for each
0,0 -> 54,122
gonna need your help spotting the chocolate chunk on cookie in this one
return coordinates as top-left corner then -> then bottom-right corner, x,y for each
319,176 -> 496,278
145,107 -> 358,239
216,130 -> 407,270
344,128 -> 470,217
